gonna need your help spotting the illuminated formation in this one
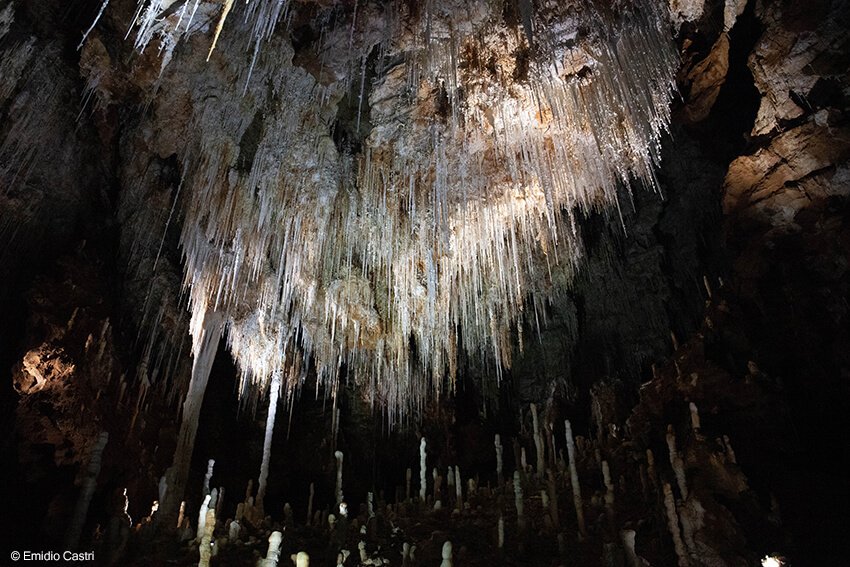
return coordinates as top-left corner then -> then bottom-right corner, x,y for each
118,0 -> 677,418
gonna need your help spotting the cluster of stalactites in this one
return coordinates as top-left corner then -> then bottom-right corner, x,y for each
122,0 -> 676,424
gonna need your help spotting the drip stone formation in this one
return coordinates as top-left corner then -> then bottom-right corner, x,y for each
114,0 -> 677,428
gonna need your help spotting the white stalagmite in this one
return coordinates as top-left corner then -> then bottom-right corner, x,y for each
419,437 -> 427,502
513,471 -> 525,531
203,459 -> 215,497
292,551 -> 309,567
260,531 -> 283,567
531,404 -> 545,478
564,420 -> 587,537
65,431 -> 109,548
228,520 -> 240,540
494,434 -> 504,486
663,483 -> 689,567
440,541 -> 453,567
335,451 -> 344,505
257,370 -> 282,513
666,426 -> 689,500
196,494 -> 212,542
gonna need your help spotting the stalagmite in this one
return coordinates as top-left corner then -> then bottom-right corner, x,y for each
196,494 -> 212,542
689,402 -> 701,433
419,437 -> 427,502
454,466 -> 462,512
198,509 -> 215,567
335,451 -> 344,505
367,492 -> 374,518
663,483 -> 689,567
440,541 -> 453,567
498,515 -> 504,548
215,487 -> 224,520
203,459 -> 215,497
667,426 -> 689,500
531,404 -> 545,478
177,501 -> 186,530
291,551 -> 309,567
158,311 -> 223,528
513,471 -> 525,531
433,467 -> 443,500
646,449 -> 658,489
260,531 -> 282,567
564,420 -> 587,537
546,469 -> 560,529
65,431 -> 109,548
621,529 -> 639,567
307,482 -> 315,525
228,520 -> 240,540
723,435 -> 737,464
494,434 -> 504,486
520,447 -> 529,473
602,461 -> 615,507
257,370 -> 282,513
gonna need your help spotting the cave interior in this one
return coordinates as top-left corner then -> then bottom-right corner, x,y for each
1,0 -> 849,565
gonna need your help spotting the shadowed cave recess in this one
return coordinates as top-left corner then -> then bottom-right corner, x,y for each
0,0 -> 848,565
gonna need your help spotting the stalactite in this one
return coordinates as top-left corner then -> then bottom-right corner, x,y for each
96,0 -> 678,425
257,370 -> 281,513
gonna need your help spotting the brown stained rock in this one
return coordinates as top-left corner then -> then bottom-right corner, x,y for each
13,345 -> 76,395
749,0 -> 849,136
722,119 -> 850,226
682,34 -> 730,124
